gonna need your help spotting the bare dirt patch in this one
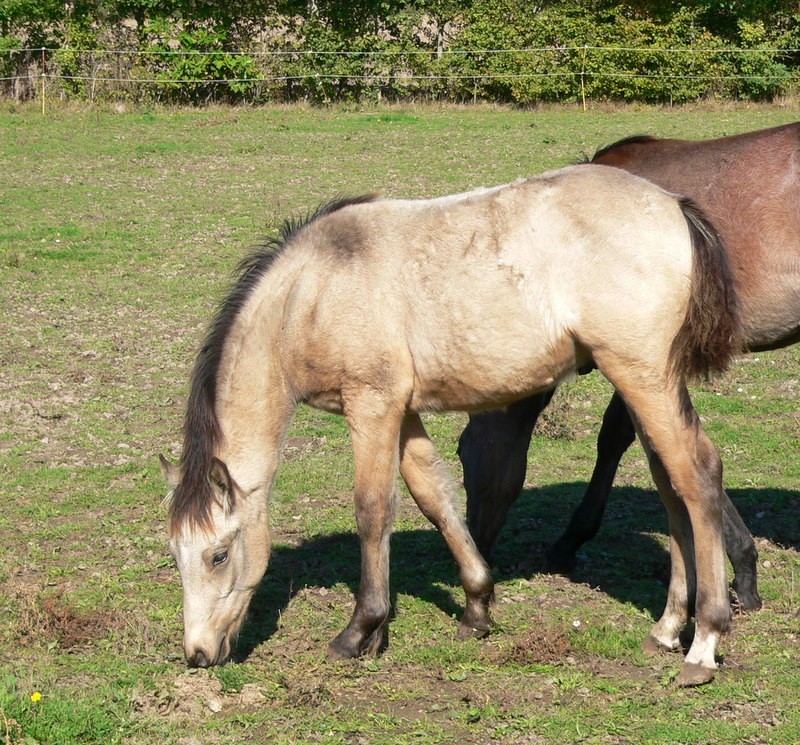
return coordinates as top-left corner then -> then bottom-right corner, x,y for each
7,581 -> 124,651
494,622 -> 572,666
281,435 -> 329,461
130,669 -> 266,720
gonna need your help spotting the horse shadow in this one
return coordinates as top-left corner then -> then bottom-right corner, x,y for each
234,482 -> 799,662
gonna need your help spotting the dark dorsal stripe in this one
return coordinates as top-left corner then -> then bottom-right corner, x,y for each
169,194 -> 381,534
592,135 -> 657,161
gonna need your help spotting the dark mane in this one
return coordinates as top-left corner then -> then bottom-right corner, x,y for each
169,193 -> 380,534
591,135 -> 657,162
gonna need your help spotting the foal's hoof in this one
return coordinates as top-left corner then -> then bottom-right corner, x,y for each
456,619 -> 491,641
642,635 -> 679,655
456,601 -> 492,641
676,662 -> 716,687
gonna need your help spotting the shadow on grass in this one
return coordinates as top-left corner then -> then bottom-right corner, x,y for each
234,481 -> 799,662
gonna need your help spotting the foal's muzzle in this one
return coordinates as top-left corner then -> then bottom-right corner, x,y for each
186,635 -> 230,668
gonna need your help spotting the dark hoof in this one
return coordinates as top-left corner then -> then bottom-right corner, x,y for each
326,643 -> 355,662
457,599 -> 492,641
676,662 -> 715,687
732,586 -> 763,613
642,635 -> 679,655
327,630 -> 359,661
327,624 -> 386,661
545,543 -> 578,574
457,621 -> 490,640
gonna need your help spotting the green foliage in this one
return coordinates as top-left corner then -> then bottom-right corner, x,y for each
143,18 -> 262,104
733,19 -> 792,100
0,0 -> 63,43
52,20 -> 100,98
454,2 -> 795,104
0,31 -> 21,75
1,2 -> 800,108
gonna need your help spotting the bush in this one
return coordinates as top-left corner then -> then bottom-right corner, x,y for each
142,18 -> 262,104
1,1 -> 799,105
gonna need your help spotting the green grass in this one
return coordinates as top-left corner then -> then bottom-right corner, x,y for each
2,101 -> 799,744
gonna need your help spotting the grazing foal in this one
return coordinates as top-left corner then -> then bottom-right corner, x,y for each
163,164 -> 741,685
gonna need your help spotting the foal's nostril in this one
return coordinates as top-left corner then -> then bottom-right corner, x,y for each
188,648 -> 211,668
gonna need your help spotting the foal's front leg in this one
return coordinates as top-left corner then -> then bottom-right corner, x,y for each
328,406 -> 403,660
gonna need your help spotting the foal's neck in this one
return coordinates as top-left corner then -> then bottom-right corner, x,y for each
215,283 -> 296,490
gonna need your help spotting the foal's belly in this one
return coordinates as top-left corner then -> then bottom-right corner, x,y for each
408,333 -> 588,413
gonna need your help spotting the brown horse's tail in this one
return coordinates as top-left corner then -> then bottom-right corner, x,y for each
670,197 -> 743,381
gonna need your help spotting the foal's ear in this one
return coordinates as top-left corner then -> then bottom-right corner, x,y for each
159,455 -> 180,488
209,457 -> 235,514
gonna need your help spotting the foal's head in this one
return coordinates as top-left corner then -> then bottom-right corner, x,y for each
161,455 -> 270,667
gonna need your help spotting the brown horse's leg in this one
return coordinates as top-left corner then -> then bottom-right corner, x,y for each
459,393 -> 554,559
402,413 -> 494,638
614,381 -> 730,687
547,390 -> 634,571
328,402 -> 404,660
723,495 -> 761,611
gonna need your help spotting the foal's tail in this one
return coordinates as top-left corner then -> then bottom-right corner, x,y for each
671,197 -> 743,380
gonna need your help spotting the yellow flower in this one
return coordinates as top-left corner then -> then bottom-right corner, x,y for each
30,691 -> 42,703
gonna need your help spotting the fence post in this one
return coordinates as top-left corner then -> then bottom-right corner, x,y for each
40,47 -> 46,115
580,44 -> 588,111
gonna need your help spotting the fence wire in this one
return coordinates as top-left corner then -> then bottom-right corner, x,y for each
2,45 -> 799,105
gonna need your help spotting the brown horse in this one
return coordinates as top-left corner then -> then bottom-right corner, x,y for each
162,164 -> 741,686
460,122 -> 800,612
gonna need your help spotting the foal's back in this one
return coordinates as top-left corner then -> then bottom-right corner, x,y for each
283,165 -> 694,413
593,123 -> 800,350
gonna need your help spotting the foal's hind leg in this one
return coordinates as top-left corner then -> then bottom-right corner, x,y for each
549,387 -> 760,608
614,381 -> 730,686
638,450 -> 695,655
402,413 -> 494,638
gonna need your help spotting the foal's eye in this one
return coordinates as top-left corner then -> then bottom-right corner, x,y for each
211,551 -> 228,567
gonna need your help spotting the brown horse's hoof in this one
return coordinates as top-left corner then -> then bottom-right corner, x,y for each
326,644 -> 354,662
327,630 -> 362,661
732,585 -> 763,613
544,542 -> 578,574
676,662 -> 716,687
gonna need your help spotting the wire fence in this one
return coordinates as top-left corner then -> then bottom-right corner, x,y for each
2,45 -> 799,107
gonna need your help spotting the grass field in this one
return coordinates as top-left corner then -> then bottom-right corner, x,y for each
1,102 -> 799,744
